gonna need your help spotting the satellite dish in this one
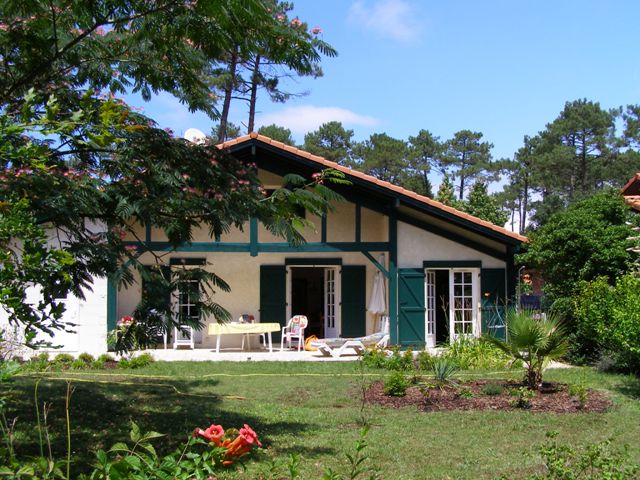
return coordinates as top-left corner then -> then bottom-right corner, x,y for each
184,128 -> 207,145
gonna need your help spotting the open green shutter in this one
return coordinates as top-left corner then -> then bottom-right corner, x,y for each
481,268 -> 506,340
398,268 -> 426,347
260,265 -> 287,339
341,266 -> 366,337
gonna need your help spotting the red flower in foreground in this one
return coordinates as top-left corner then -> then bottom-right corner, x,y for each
239,424 -> 262,447
193,424 -> 225,446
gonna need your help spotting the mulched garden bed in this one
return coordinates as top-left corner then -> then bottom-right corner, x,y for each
364,379 -> 612,413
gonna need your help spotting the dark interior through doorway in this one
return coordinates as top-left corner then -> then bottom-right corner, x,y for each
290,267 -> 324,338
434,270 -> 449,344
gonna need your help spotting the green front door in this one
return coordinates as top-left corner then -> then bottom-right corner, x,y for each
260,265 -> 287,340
341,266 -> 366,337
398,268 -> 426,347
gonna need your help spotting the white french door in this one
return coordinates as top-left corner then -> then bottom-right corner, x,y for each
324,268 -> 338,338
425,271 -> 436,348
449,270 -> 479,342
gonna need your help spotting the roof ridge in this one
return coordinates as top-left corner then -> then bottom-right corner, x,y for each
218,133 -> 528,243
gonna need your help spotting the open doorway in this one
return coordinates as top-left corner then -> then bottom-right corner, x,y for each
289,266 -> 340,338
290,267 -> 324,338
425,269 -> 451,346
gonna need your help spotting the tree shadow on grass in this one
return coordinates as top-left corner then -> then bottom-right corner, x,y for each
3,376 -> 313,476
611,374 -> 640,400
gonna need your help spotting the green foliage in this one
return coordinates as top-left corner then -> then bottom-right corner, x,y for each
90,360 -> 105,370
383,371 -> 409,397
463,180 -> 509,226
568,384 -> 588,409
511,386 -> 535,409
0,361 -> 21,382
484,309 -> 568,390
353,133 -> 408,184
117,358 -> 131,369
96,354 -> 115,363
440,335 -> 513,370
442,130 -> 494,200
385,348 -> 414,371
257,124 -> 296,145
51,354 -> 74,368
573,274 -> 640,372
303,121 -> 355,165
430,358 -> 459,388
360,348 -> 389,369
128,353 -> 155,369
482,383 -> 504,396
435,172 -> 461,207
456,387 -> 475,399
416,350 -> 435,371
70,359 -> 87,371
525,432 -> 639,479
77,353 -> 95,365
520,190 -> 634,306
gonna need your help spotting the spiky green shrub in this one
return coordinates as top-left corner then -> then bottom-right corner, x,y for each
484,309 -> 568,390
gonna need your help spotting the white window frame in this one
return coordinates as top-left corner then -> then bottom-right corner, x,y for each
449,268 -> 480,343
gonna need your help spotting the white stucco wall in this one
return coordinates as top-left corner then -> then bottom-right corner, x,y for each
0,274 -> 108,358
397,221 -> 507,269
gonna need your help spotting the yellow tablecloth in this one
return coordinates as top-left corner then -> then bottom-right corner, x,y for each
208,322 -> 280,335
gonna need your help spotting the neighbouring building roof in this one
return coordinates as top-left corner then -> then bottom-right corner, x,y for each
622,172 -> 640,211
218,133 -> 527,244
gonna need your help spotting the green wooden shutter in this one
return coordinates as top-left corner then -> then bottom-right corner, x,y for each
398,268 -> 426,347
341,266 -> 366,337
481,268 -> 506,340
260,265 -> 287,340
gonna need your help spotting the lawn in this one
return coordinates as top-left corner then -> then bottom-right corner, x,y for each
3,361 -> 640,479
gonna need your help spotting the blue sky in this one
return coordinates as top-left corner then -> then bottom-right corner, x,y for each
129,0 -> 640,161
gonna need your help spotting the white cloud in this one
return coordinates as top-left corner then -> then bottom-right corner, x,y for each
348,0 -> 423,43
257,105 -> 380,136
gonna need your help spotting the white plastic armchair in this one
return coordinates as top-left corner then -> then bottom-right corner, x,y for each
280,315 -> 308,352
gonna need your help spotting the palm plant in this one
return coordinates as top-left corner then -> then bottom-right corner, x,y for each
484,309 -> 568,390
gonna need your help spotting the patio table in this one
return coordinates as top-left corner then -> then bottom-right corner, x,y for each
208,322 -> 281,353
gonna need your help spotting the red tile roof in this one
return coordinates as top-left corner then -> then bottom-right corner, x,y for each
622,172 -> 640,196
218,133 -> 528,243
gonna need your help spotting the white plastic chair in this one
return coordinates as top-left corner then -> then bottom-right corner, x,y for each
280,315 -> 308,352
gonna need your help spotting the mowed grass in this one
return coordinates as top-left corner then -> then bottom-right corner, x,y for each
3,361 -> 640,479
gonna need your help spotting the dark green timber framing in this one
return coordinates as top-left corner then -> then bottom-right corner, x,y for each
285,258 -> 342,266
321,214 -> 327,243
363,252 -> 389,278
423,260 -> 482,269
506,245 -> 518,302
106,276 -> 117,331
355,204 -> 361,242
249,217 -> 258,257
388,214 -> 399,344
128,241 -> 390,253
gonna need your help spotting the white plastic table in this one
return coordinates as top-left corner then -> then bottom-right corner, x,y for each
207,322 -> 281,353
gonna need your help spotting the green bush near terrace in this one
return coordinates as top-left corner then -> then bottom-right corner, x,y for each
440,335 -> 514,370
1,361 -> 639,479
573,274 -> 640,373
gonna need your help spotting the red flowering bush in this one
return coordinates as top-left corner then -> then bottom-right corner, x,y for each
193,423 -> 262,466
117,315 -> 134,326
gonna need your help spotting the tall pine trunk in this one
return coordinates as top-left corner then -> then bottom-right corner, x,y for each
217,47 -> 239,143
247,54 -> 261,133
